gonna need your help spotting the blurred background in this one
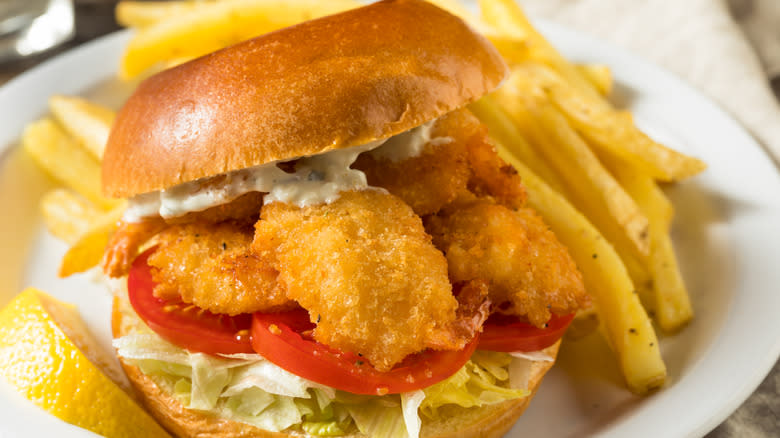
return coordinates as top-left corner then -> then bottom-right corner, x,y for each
0,0 -> 118,81
1,0 -> 778,98
0,1 -> 776,437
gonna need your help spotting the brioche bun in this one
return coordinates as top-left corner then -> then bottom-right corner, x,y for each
102,0 -> 509,198
112,294 -> 558,438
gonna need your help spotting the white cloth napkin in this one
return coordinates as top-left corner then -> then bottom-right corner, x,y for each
519,0 -> 780,166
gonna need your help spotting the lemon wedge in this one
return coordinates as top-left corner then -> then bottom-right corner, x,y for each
0,288 -> 169,438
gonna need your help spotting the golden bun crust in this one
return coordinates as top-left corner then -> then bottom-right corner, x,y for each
112,294 -> 557,438
102,0 -> 509,198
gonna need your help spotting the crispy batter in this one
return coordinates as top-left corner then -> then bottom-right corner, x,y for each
353,111 -> 473,216
427,279 -> 491,350
354,108 -> 525,214
102,192 -> 264,278
166,191 -> 264,225
148,221 -> 293,315
103,217 -> 166,278
252,190 -> 485,371
464,125 -> 526,210
426,199 -> 588,327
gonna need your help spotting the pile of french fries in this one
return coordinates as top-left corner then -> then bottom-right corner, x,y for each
21,0 -> 705,395
23,96 -> 127,278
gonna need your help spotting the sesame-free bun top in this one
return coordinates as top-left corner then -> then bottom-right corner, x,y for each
102,0 -> 509,198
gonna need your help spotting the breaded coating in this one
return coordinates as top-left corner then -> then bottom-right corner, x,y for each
167,191 -> 264,225
148,221 -> 294,315
426,199 -> 588,327
464,126 -> 526,210
355,108 -> 525,214
427,279 -> 491,350
102,192 -> 264,278
353,110 -> 473,216
252,190 -> 484,372
103,217 -> 166,278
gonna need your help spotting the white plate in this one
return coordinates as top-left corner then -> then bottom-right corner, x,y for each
1,20 -> 779,438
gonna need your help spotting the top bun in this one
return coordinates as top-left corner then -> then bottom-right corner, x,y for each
102,0 -> 509,198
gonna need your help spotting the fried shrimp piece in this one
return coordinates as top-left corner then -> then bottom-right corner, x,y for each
353,111 -> 473,216
427,279 -> 491,350
103,217 -> 166,278
102,192 -> 264,278
464,127 -> 526,210
354,108 -> 525,214
167,192 -> 264,225
252,190 -> 484,372
426,199 -> 589,327
148,220 -> 293,315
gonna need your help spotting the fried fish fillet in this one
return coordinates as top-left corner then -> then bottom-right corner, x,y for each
426,198 -> 589,327
252,190 -> 487,372
147,220 -> 294,315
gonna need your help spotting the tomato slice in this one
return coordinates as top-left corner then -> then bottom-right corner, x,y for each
477,312 -> 575,352
128,248 -> 254,355
129,247 -> 477,393
251,311 -> 478,395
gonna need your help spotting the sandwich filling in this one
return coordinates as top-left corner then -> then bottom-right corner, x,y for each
123,119 -> 451,222
113,283 -> 547,438
106,108 -> 589,437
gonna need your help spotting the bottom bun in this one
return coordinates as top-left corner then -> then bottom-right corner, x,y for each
112,295 -> 559,438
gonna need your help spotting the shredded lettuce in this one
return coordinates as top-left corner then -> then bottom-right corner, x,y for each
224,387 -> 274,416
508,356 -> 535,391
222,360 -> 313,398
347,399 -> 408,438
420,350 -> 529,419
509,350 -> 554,362
113,332 -> 541,438
302,421 -> 347,436
401,391 -> 425,438
190,353 -> 232,409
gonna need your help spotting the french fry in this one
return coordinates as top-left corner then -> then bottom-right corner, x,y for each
469,96 -> 568,195
648,228 -> 693,331
515,63 -> 706,181
120,0 -> 359,79
576,64 -> 612,97
59,203 -> 126,278
457,0 -> 526,40
116,1 -> 213,28
478,0 -> 705,181
23,118 -> 119,210
40,189 -> 103,245
603,156 -> 693,331
488,36 -> 533,66
495,72 -> 651,255
49,95 -> 115,160
495,144 -> 666,394
621,245 -> 655,309
478,0 -> 598,97
425,0 -> 498,36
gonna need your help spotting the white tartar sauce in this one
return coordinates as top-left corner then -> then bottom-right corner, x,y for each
123,118 -> 451,222
367,119 -> 453,162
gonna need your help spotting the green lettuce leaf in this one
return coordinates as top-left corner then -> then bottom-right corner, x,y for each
420,351 -> 529,419
114,332 -> 536,437
347,398 -> 408,438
